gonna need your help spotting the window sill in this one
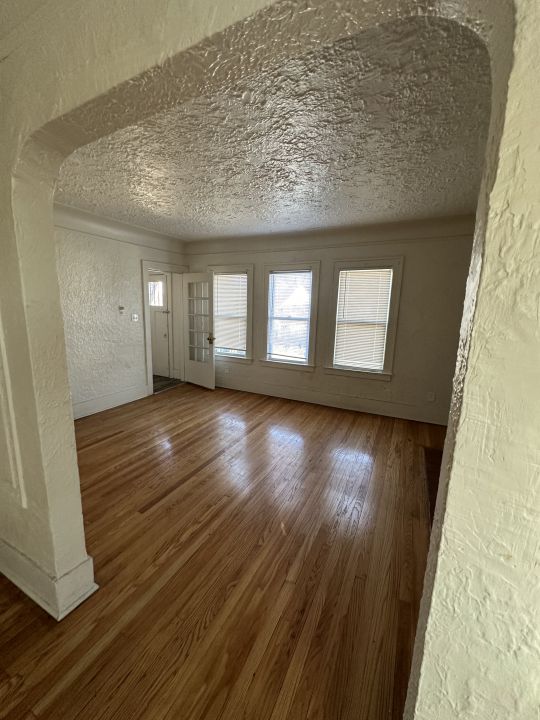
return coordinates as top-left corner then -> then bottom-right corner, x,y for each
259,359 -> 315,372
215,355 -> 253,365
323,365 -> 392,382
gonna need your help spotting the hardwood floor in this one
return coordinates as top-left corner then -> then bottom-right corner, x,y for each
0,385 -> 445,720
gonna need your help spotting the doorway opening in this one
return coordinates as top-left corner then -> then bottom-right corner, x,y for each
142,262 -> 216,394
147,269 -> 181,394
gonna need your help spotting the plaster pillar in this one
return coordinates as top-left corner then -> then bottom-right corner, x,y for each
0,136 -> 96,619
406,0 -> 540,716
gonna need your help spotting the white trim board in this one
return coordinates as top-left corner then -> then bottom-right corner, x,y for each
73,384 -> 149,419
184,215 -> 475,257
215,375 -> 449,425
0,539 -> 98,620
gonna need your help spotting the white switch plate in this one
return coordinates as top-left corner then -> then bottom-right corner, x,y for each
131,313 -> 139,322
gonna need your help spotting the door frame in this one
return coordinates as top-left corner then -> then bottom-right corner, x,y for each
141,260 -> 188,395
148,269 -> 173,378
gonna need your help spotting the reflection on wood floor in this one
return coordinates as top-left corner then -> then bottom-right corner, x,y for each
0,385 -> 445,720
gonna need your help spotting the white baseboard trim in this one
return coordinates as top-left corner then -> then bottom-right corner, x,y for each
215,376 -> 448,425
73,384 -> 149,419
0,539 -> 98,620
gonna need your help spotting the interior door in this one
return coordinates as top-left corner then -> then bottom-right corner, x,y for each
183,273 -> 215,390
148,272 -> 170,377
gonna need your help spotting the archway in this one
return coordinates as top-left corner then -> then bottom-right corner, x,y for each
2,0 -> 526,716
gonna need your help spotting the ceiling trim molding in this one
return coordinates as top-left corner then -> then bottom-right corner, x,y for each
184,215 -> 476,256
53,203 -> 185,255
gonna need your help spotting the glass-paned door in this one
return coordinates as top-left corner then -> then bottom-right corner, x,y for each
182,273 -> 215,390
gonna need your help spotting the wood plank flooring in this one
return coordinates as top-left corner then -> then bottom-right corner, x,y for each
0,385 -> 445,720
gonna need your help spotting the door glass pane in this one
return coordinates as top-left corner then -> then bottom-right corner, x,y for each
149,280 -> 164,307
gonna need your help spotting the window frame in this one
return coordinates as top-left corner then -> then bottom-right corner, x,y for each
326,257 -> 403,379
208,264 -> 254,362
262,261 -> 320,368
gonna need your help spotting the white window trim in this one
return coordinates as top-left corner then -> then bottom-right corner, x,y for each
325,257 -> 403,378
263,261 -> 320,368
207,264 -> 254,361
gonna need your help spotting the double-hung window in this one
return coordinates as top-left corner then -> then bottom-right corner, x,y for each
266,264 -> 318,365
212,268 -> 252,359
331,259 -> 401,375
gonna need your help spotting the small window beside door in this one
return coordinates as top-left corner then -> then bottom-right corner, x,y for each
148,280 -> 164,307
330,260 -> 401,375
265,264 -> 319,366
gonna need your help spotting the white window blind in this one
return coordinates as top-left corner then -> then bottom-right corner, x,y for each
267,270 -> 312,363
333,268 -> 393,371
214,272 -> 248,357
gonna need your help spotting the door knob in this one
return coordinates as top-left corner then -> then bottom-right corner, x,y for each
207,335 -> 215,345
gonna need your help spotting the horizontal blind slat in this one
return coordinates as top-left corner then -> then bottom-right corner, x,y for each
334,269 -> 393,371
214,273 -> 248,357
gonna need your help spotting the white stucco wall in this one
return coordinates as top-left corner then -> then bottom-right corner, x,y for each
406,1 -> 540,717
54,209 -> 186,417
188,217 -> 473,424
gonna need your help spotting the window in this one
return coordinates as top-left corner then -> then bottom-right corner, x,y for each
266,268 -> 314,364
148,279 -> 164,307
332,265 -> 397,373
213,272 -> 248,358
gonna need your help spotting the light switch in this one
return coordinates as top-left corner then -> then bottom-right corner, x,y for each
131,313 -> 139,322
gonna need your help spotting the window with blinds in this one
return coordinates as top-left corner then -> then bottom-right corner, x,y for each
333,268 -> 393,372
267,270 -> 313,363
214,272 -> 248,357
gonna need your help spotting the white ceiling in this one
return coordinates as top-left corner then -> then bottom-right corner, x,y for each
55,16 -> 491,241
0,0 -> 49,40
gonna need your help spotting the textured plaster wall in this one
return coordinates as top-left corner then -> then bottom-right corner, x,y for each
406,1 -> 540,719
54,214 -> 185,417
188,218 -> 473,424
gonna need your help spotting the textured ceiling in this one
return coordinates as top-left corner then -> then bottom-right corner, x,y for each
0,0 -> 49,40
55,16 -> 491,241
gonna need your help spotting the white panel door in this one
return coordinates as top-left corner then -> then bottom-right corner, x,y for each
148,272 -> 170,377
183,273 -> 215,390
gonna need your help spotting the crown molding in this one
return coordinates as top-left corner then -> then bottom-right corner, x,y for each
184,215 -> 476,256
53,204 -> 185,255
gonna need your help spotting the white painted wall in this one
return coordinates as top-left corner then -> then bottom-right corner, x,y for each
188,217 -> 473,425
54,206 -> 186,418
55,208 -> 471,425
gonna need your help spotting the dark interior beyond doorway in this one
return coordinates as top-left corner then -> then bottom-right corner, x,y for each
153,375 -> 183,394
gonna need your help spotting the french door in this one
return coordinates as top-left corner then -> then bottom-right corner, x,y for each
182,273 -> 215,390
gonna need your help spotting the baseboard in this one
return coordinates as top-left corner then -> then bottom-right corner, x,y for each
0,539 -> 98,620
73,384 -> 149,419
215,376 -> 449,425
